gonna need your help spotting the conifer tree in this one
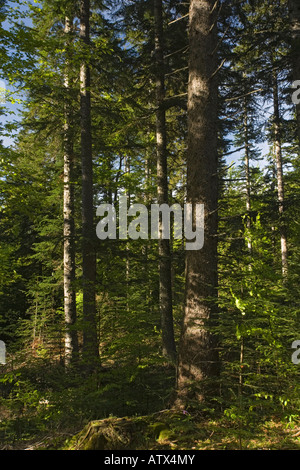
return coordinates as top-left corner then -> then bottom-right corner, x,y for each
289,0 -> 300,146
176,0 -> 220,406
63,12 -> 78,367
80,0 -> 99,367
154,0 -> 176,363
272,68 -> 288,276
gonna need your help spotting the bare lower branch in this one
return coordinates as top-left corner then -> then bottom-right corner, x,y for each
225,88 -> 263,102
168,13 -> 189,26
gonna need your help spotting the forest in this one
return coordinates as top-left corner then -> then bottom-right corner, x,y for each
0,0 -> 300,452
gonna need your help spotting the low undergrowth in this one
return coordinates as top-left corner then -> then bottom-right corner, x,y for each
0,356 -> 299,450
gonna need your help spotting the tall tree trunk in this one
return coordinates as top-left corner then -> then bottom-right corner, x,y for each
244,98 -> 252,255
63,16 -> 78,367
176,0 -> 220,406
289,0 -> 300,146
154,0 -> 176,363
80,0 -> 99,367
273,69 -> 288,277
124,155 -> 130,313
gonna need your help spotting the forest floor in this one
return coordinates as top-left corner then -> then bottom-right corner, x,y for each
64,412 -> 300,451
1,410 -> 300,451
1,361 -> 299,451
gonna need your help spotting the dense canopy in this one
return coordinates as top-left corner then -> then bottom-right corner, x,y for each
0,0 -> 299,451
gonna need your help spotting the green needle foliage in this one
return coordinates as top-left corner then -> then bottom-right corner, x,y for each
0,0 -> 299,450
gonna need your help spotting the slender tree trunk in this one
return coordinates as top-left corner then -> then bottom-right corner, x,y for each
176,0 -> 220,406
124,155 -> 130,313
244,98 -> 252,255
63,16 -> 78,367
143,156 -> 151,316
80,0 -> 99,367
273,69 -> 288,277
289,0 -> 300,146
154,0 -> 176,363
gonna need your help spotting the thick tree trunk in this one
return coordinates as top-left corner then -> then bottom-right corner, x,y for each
63,16 -> 78,366
80,0 -> 99,367
176,0 -> 220,406
273,70 -> 288,277
154,0 -> 176,363
289,0 -> 300,146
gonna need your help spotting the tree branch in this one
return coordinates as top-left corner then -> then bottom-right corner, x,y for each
225,88 -> 263,103
168,13 -> 189,26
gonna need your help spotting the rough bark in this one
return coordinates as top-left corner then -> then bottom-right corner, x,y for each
289,0 -> 300,146
154,0 -> 176,363
176,0 -> 220,406
80,0 -> 99,367
63,16 -> 78,366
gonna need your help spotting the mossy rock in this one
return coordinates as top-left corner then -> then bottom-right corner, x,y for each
158,428 -> 175,442
148,421 -> 173,441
